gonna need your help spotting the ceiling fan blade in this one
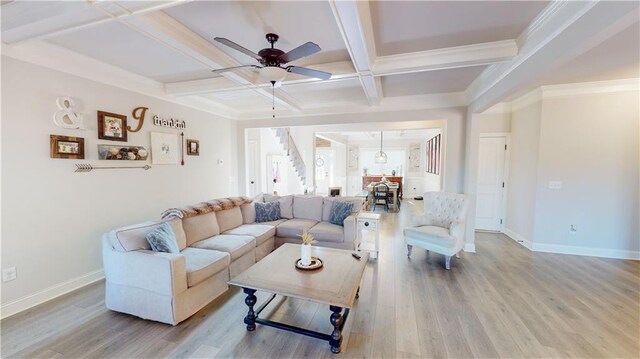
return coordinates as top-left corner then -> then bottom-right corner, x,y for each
211,65 -> 262,74
286,66 -> 331,80
214,37 -> 262,60
278,42 -> 321,63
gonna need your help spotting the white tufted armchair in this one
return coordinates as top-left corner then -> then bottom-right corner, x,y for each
403,192 -> 468,270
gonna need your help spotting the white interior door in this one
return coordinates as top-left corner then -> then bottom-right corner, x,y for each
476,136 -> 507,231
247,141 -> 258,196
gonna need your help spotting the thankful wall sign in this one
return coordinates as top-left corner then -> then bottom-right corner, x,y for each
127,106 -> 187,132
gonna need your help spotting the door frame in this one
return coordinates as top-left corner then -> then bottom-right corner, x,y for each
478,132 -> 511,232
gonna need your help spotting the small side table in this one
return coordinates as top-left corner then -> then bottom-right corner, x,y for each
357,212 -> 381,259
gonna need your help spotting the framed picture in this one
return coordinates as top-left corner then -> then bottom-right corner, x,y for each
50,135 -> 85,159
97,145 -> 148,160
150,132 -> 179,164
97,111 -> 127,142
186,139 -> 199,156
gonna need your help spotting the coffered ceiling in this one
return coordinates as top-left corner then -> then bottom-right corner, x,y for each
1,1 -> 638,120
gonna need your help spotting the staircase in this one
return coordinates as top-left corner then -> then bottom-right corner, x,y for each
272,128 -> 307,187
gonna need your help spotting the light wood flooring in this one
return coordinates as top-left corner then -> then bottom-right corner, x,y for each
2,200 -> 639,358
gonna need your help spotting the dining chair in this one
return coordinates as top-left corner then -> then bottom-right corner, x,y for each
373,183 -> 391,211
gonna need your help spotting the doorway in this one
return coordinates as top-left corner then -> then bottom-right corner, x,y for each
476,134 -> 510,231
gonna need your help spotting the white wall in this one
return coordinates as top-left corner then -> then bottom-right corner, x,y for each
505,89 -> 639,258
505,101 -> 542,242
480,112 -> 511,133
1,57 -> 237,314
533,91 -> 639,255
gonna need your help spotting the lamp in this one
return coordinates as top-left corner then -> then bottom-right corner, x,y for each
375,131 -> 387,163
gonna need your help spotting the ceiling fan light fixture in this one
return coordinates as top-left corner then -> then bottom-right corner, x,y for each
260,66 -> 287,83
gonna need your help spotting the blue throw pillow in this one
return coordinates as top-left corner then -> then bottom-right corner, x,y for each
329,201 -> 353,226
146,222 -> 180,253
255,201 -> 281,223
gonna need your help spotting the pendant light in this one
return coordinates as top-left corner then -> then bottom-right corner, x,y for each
375,131 -> 387,163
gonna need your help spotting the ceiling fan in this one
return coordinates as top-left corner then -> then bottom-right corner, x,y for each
212,33 -> 332,82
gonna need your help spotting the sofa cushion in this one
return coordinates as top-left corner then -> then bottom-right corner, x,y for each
146,223 -> 180,253
111,218 -> 186,252
181,248 -> 230,287
309,222 -> 345,243
293,195 -> 323,221
329,201 -> 353,226
216,207 -> 243,233
264,194 -> 293,219
256,201 -> 281,223
191,234 -> 255,261
276,218 -> 318,239
224,224 -> 276,246
260,219 -> 287,227
182,212 -> 220,247
241,202 -> 256,224
322,197 -> 364,222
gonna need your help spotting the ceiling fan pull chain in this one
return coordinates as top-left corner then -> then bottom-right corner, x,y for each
271,80 -> 276,118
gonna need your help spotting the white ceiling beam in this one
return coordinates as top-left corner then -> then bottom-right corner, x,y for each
466,0 -> 640,112
373,40 -> 518,76
117,10 -> 301,112
165,61 -> 357,96
236,92 -> 466,120
329,0 -> 383,106
1,0 -> 190,45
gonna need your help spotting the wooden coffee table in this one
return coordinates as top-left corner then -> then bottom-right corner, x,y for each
228,243 -> 368,354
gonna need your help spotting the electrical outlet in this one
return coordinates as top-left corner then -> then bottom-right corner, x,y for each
2,267 -> 17,282
548,181 -> 563,190
570,224 -> 577,234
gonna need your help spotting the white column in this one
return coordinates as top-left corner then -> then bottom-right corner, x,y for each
463,108 -> 481,252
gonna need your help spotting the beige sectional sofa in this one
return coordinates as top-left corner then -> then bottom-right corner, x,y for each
102,195 -> 364,325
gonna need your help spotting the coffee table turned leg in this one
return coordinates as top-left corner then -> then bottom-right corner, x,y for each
329,305 -> 343,353
243,288 -> 257,331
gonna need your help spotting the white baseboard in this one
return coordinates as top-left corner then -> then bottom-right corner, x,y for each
532,243 -> 640,260
463,243 -> 476,253
502,228 -> 639,260
503,227 -> 533,250
1,269 -> 104,320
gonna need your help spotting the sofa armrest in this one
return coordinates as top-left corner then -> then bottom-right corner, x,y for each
343,214 -> 358,250
102,237 -> 187,296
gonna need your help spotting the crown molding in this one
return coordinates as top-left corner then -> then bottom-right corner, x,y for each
541,78 -> 640,98
1,41 -> 236,118
507,78 -> 639,112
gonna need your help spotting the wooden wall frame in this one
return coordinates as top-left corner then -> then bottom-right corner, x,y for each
50,135 -> 85,159
97,111 -> 128,142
